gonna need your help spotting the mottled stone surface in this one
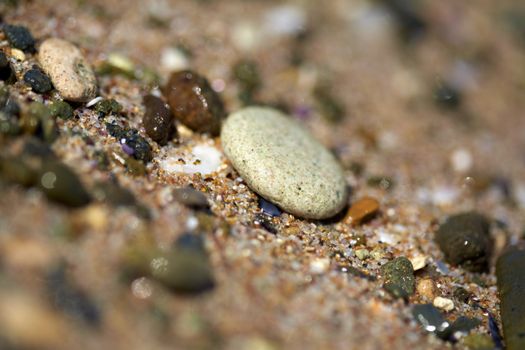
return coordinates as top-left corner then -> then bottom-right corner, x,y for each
38,38 -> 97,102
221,106 -> 348,219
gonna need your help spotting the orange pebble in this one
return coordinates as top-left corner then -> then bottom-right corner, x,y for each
345,196 -> 380,225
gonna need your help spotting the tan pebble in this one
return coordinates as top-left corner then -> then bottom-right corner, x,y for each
433,296 -> 455,311
10,48 -> 25,61
221,107 -> 348,219
0,292 -> 66,348
345,196 -> 380,225
409,255 -> 427,271
38,38 -> 97,102
416,278 -> 437,300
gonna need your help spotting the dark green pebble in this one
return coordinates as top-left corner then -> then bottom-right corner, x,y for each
37,160 -> 91,207
0,156 -> 37,186
2,24 -> 35,52
49,100 -> 74,120
92,181 -> 136,207
142,94 -> 176,145
380,256 -> 415,298
23,68 -> 53,93
94,98 -> 122,116
151,248 -> 214,294
173,187 -> 209,210
496,246 -> 525,350
435,212 -> 492,272
123,234 -> 214,294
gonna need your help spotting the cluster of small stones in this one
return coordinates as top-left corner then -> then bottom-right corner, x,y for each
0,16 -> 521,350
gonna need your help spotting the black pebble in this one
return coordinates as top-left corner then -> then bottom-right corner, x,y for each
23,68 -> 53,93
37,160 -> 91,207
143,94 -> 176,145
435,212 -> 492,272
258,197 -> 282,217
434,82 -> 462,109
254,213 -> 278,234
0,51 -> 14,81
106,123 -> 152,162
2,24 -> 35,52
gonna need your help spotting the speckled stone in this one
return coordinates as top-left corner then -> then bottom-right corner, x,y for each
38,38 -> 97,102
221,106 -> 348,219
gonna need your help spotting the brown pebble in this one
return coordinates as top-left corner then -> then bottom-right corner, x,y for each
143,94 -> 176,145
417,278 -> 437,301
164,70 -> 225,136
345,196 -> 380,224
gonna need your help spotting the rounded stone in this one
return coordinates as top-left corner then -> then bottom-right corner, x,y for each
221,106 -> 348,219
164,70 -> 225,136
38,38 -> 97,102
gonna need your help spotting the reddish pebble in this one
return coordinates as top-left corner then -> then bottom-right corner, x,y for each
164,70 -> 225,136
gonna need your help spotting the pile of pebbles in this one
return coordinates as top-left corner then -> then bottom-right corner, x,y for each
1,6 -> 524,350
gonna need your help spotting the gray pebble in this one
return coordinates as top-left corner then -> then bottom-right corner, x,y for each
38,38 -> 97,102
221,106 -> 348,219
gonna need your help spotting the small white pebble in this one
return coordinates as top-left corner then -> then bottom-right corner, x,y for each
450,148 -> 473,173
160,47 -> 189,72
161,144 -> 222,175
86,96 -> 103,108
309,258 -> 330,274
410,255 -> 427,271
433,297 -> 455,312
